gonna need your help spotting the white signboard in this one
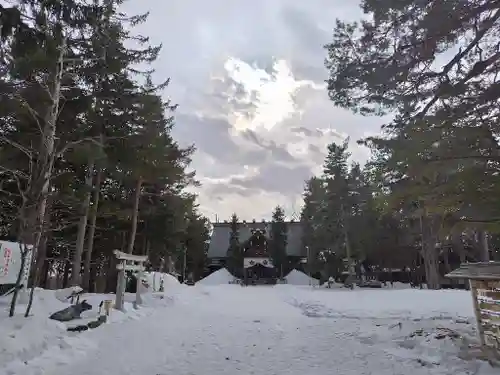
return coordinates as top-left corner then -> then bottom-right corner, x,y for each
0,241 -> 33,285
243,257 -> 273,269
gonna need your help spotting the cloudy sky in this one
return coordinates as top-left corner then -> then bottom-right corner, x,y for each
123,0 -> 385,221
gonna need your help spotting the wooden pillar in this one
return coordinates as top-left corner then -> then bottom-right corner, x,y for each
469,279 -> 486,346
115,265 -> 126,311
113,250 -> 148,310
135,267 -> 143,308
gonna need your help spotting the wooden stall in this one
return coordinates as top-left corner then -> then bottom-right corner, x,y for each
446,262 -> 500,362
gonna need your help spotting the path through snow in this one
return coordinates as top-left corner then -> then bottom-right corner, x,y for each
3,285 -> 498,375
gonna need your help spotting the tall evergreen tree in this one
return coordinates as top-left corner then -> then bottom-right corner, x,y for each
0,0 -> 209,316
226,213 -> 242,277
270,205 -> 287,278
0,0 -> 112,315
300,177 -> 327,275
322,140 -> 351,262
299,141 -> 419,284
322,0 -> 500,288
183,212 -> 210,281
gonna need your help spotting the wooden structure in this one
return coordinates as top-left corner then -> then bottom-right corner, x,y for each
207,221 -> 304,275
446,262 -> 500,361
113,250 -> 148,311
242,229 -> 275,285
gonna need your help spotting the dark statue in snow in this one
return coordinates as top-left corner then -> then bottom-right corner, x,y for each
49,300 -> 92,322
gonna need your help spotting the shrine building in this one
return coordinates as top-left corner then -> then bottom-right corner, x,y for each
206,220 -> 305,283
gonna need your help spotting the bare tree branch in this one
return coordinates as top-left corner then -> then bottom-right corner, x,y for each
55,136 -> 103,158
416,7 -> 500,118
0,136 -> 33,159
15,94 -> 44,136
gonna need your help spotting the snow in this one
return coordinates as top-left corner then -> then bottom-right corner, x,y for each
54,286 -> 84,303
281,287 -> 472,320
285,269 -> 319,285
1,285 -> 498,375
197,268 -> 237,285
0,287 -> 173,375
143,272 -> 180,291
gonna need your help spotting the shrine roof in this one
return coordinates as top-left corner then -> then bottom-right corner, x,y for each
445,262 -> 500,280
207,221 -> 303,258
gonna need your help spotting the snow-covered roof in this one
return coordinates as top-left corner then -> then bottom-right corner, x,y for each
445,262 -> 500,280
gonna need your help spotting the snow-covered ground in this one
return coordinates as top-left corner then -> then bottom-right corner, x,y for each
196,267 -> 320,286
144,271 -> 180,291
1,283 -> 498,375
197,268 -> 236,285
285,269 -> 319,285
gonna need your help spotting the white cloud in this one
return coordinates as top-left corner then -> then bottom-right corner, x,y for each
224,58 -> 319,132
122,0 -> 383,220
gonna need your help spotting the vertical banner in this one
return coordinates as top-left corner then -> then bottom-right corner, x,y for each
0,241 -> 33,285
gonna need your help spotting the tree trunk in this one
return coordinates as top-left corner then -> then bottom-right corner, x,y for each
89,261 -> 98,293
127,177 -> 142,254
105,255 -> 118,293
451,230 -> 467,264
32,192 -> 53,288
341,204 -> 354,289
82,167 -> 102,289
62,260 -> 71,288
34,231 -> 49,287
41,259 -> 50,288
24,36 -> 67,317
443,246 -> 452,274
120,231 -> 126,252
142,220 -> 148,255
423,244 -> 440,289
478,230 -> 489,262
420,214 -> 441,290
144,237 -> 150,257
8,242 -> 30,316
70,158 -> 95,286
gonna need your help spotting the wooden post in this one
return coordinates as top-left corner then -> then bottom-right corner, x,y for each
135,267 -> 143,308
103,300 -> 112,316
115,265 -> 125,311
470,280 -> 486,346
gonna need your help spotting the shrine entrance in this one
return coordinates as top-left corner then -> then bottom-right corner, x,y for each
113,250 -> 147,311
243,258 -> 276,285
241,228 -> 276,285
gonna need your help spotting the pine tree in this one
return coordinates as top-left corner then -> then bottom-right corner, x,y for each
300,177 -> 327,275
226,213 -> 242,277
324,0 -> 500,288
300,140 -> 418,284
183,213 -> 210,281
0,0 -> 210,315
346,163 -> 377,260
270,206 -> 287,279
322,140 -> 351,262
0,0 -> 109,316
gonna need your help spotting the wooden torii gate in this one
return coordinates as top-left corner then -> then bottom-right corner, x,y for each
113,250 -> 148,311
